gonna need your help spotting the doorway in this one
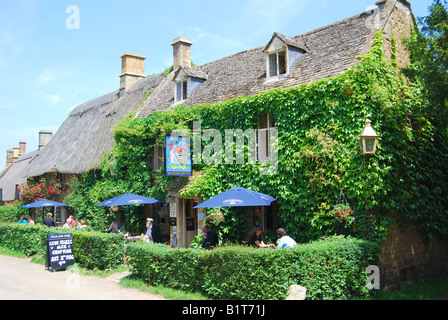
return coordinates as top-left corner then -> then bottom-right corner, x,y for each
185,199 -> 198,247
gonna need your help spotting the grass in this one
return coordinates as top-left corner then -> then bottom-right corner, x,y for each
374,277 -> 448,300
119,274 -> 209,300
0,246 -> 27,258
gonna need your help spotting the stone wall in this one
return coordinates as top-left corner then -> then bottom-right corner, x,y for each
381,0 -> 414,69
379,212 -> 448,290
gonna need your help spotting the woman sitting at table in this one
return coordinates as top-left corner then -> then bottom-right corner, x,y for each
249,226 -> 271,248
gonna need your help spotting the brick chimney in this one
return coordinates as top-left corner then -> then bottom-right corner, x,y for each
12,147 -> 20,163
4,140 -> 26,169
172,37 -> 193,71
119,53 -> 146,95
39,130 -> 53,151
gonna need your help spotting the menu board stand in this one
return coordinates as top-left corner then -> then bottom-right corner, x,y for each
46,233 -> 75,272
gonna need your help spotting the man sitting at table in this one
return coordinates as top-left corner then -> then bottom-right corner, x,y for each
201,224 -> 219,249
249,226 -> 271,248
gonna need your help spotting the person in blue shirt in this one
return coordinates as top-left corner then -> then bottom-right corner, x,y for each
18,216 -> 27,224
275,228 -> 297,249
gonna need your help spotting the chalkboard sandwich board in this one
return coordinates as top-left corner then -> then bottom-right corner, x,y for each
46,233 -> 75,272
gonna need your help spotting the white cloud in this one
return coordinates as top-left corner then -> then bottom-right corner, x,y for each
245,0 -> 312,36
43,93 -> 61,104
31,91 -> 62,105
180,27 -> 249,62
0,98 -> 25,110
251,0 -> 311,18
37,67 -> 76,85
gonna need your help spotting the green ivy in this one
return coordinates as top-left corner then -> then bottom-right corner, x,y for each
66,32 -> 448,244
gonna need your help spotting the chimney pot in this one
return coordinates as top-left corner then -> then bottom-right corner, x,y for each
172,37 -> 193,71
120,53 -> 146,95
19,140 -> 26,156
6,149 -> 13,167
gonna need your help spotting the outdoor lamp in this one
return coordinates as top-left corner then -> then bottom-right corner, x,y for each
359,119 -> 378,155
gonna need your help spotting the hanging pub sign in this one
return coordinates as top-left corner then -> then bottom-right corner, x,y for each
165,134 -> 192,177
46,233 -> 75,272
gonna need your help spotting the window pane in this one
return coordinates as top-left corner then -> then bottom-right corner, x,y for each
259,113 -> 268,129
278,50 -> 286,75
176,82 -> 182,101
364,138 -> 375,153
182,81 -> 188,100
269,53 -> 277,77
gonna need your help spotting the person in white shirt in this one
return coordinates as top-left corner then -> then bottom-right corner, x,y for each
145,218 -> 162,243
275,228 -> 297,249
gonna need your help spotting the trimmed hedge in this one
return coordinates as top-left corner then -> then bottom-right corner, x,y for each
126,236 -> 381,300
0,223 -> 126,270
0,223 -> 43,256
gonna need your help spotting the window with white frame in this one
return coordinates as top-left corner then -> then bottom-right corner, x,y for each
268,50 -> 287,78
176,80 -> 188,102
256,113 -> 276,162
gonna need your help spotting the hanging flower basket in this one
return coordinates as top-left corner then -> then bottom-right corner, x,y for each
333,190 -> 352,220
206,213 -> 225,226
333,204 -> 352,220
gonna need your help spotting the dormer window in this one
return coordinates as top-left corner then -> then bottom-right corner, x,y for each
173,67 -> 207,103
264,32 -> 308,81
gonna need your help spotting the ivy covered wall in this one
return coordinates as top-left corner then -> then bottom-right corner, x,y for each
66,33 -> 448,245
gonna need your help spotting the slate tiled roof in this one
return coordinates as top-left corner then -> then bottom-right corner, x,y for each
264,32 -> 308,53
136,8 -> 381,118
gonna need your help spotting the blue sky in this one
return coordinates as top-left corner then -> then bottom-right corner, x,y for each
0,0 -> 435,169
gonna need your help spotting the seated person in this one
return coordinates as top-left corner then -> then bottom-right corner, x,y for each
109,221 -> 119,233
201,224 -> 219,249
249,227 -> 271,248
275,228 -> 297,249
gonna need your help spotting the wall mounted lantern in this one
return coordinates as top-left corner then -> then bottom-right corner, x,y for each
359,119 -> 378,155
166,194 -> 173,203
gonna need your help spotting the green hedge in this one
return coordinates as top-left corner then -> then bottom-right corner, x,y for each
0,223 -> 126,270
0,205 -> 23,223
0,223 -> 43,256
126,236 -> 381,300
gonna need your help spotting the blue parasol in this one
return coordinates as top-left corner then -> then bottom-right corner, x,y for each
94,193 -> 163,207
193,187 -> 276,209
20,199 -> 70,208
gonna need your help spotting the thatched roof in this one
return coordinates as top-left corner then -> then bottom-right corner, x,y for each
24,75 -> 164,177
0,150 -> 38,201
136,0 -> 412,118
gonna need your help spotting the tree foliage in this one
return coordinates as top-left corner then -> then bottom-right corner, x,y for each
404,0 -> 448,125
